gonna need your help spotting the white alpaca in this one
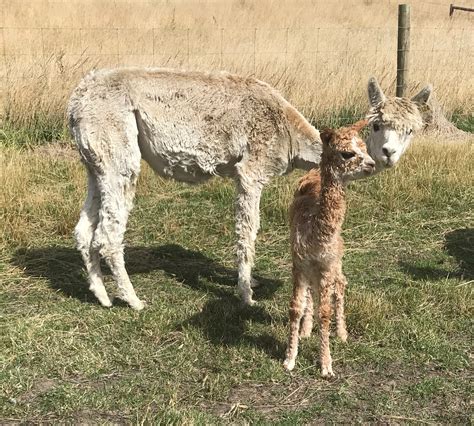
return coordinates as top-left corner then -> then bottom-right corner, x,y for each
68,68 -> 431,309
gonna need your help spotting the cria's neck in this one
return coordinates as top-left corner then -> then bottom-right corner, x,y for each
317,168 -> 347,235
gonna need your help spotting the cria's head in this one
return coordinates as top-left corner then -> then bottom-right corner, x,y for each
366,77 -> 432,169
320,120 -> 375,182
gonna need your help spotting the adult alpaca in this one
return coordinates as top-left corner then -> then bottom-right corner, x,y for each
68,68 -> 431,309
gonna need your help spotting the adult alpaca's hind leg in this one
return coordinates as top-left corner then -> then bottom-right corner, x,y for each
94,167 -> 144,310
82,112 -> 145,310
75,171 -> 111,307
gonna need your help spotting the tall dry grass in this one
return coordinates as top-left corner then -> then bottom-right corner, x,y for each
1,138 -> 473,250
0,0 -> 472,140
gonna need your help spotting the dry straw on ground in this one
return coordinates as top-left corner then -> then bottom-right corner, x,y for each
0,0 -> 472,130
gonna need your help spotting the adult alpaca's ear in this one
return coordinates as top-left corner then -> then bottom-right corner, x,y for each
320,128 -> 334,146
351,119 -> 369,133
411,84 -> 433,105
368,77 -> 386,107
412,84 -> 434,125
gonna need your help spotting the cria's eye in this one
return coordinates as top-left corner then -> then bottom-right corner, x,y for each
408,129 -> 413,135
340,151 -> 355,160
373,123 -> 380,132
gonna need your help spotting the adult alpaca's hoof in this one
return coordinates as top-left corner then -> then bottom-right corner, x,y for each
100,299 -> 113,308
241,296 -> 256,307
121,297 -> 146,311
250,277 -> 260,288
91,287 -> 113,308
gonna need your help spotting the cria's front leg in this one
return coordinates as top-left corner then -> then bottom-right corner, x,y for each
334,271 -> 348,342
234,178 -> 263,306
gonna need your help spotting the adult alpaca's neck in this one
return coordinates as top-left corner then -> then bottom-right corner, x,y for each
316,167 -> 346,240
284,104 -> 322,171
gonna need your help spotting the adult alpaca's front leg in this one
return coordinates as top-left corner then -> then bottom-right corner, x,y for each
235,178 -> 263,306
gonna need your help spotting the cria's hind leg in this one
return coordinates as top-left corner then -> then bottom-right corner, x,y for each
75,171 -> 111,307
299,287 -> 314,338
284,269 -> 310,371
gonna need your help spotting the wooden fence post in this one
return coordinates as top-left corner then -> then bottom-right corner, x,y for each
396,4 -> 410,97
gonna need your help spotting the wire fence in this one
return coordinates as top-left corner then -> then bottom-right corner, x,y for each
0,0 -> 472,123
1,25 -> 471,71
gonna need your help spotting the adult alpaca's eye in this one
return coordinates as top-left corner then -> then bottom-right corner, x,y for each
408,129 -> 413,135
373,123 -> 380,132
341,151 -> 355,160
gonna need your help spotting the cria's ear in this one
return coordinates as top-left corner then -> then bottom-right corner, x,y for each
320,128 -> 334,145
351,119 -> 369,133
368,77 -> 386,107
411,84 -> 433,105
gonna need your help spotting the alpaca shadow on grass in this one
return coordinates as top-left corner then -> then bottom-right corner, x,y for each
444,228 -> 474,279
11,244 -> 281,301
11,244 -> 284,359
399,228 -> 474,281
180,294 -> 286,361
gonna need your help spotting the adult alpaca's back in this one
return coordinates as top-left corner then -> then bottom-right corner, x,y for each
69,68 -> 301,183
68,67 -> 322,309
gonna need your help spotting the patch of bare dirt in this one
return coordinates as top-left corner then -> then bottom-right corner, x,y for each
199,364 -> 471,423
15,378 -> 57,404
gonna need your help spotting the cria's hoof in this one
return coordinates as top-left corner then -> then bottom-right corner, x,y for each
283,358 -> 295,371
299,326 -> 312,338
321,366 -> 335,378
92,288 -> 113,308
338,330 -> 348,343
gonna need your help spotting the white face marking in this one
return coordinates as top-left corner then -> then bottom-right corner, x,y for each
367,124 -> 414,169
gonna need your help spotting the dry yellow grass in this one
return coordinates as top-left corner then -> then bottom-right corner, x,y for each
0,0 -> 472,131
1,137 -> 472,251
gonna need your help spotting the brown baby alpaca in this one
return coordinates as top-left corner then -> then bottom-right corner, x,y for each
284,120 -> 375,377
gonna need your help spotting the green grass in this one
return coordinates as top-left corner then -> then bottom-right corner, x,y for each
451,110 -> 474,133
1,138 -> 473,423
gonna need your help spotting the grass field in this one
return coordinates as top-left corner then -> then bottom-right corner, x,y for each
0,0 -> 473,423
1,136 -> 473,423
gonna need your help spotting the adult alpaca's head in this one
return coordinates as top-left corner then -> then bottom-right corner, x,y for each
320,119 -> 375,182
366,77 -> 432,169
